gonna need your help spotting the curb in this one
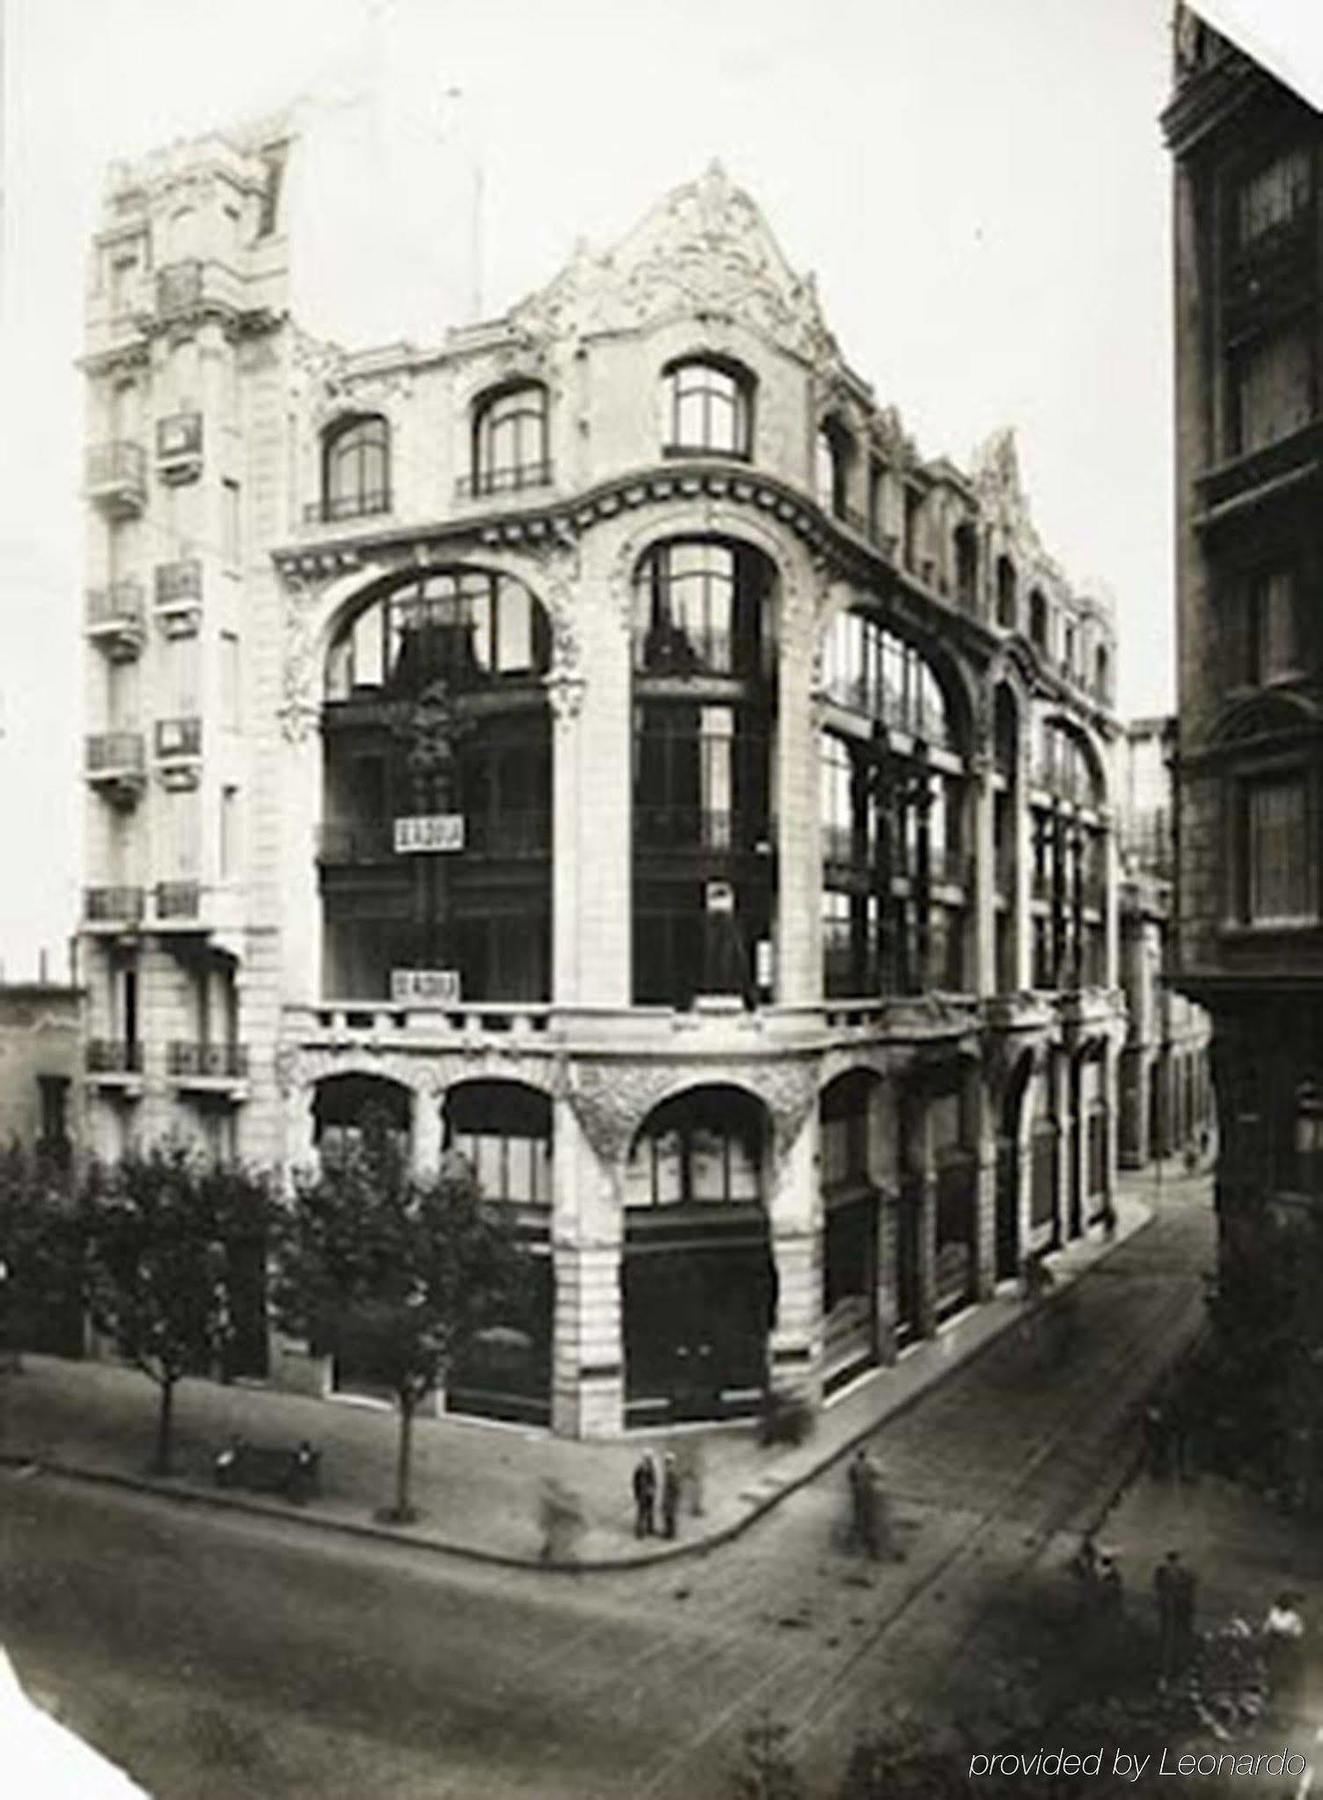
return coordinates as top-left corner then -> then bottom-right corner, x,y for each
0,1203 -> 1160,1576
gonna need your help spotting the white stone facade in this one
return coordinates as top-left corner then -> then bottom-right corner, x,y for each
79,123 -> 1127,1436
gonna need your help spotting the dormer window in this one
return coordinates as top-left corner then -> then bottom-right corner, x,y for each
663,358 -> 752,458
1029,588 -> 1049,654
468,383 -> 550,498
319,414 -> 390,524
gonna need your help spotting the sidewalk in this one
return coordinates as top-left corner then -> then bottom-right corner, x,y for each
0,1176 -> 1172,1571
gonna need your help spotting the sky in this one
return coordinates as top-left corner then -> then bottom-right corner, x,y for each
0,0 -> 1314,976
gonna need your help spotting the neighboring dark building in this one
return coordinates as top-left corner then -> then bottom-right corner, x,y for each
1163,9 -> 1323,1247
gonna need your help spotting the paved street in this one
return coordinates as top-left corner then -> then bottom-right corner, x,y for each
0,1181 -> 1215,1800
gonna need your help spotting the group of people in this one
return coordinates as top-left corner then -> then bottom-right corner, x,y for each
631,1450 -> 684,1540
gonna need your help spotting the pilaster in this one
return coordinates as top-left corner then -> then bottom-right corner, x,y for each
550,1094 -> 623,1437
768,1108 -> 823,1399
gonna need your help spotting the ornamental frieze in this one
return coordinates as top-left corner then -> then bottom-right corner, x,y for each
567,1055 -> 820,1169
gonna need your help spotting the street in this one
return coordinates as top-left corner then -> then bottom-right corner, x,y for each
0,1185 -> 1214,1799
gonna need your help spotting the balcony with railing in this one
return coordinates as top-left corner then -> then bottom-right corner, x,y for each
154,880 -> 201,923
85,442 -> 146,516
455,460 -> 554,502
167,1041 -> 250,1096
153,717 -> 202,789
154,259 -> 247,322
155,412 -> 203,483
86,1039 -> 144,1091
823,675 -> 951,750
302,489 -> 391,527
86,580 -> 145,659
84,885 -> 145,930
153,558 -> 202,635
85,732 -> 146,805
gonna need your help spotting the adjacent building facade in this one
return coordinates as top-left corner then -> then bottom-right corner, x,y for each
1164,9 -> 1323,1253
79,121 -> 1126,1435
1116,717 -> 1213,1170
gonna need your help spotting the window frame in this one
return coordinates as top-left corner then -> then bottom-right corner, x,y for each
662,356 -> 753,460
1233,763 -> 1318,929
470,382 -> 550,496
322,414 -> 391,523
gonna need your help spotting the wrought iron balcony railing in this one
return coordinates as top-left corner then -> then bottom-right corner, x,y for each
86,580 -> 145,629
167,1042 -> 249,1080
302,490 -> 391,525
85,442 -> 146,504
86,1039 -> 143,1074
84,885 -> 145,923
154,559 -> 202,605
155,881 -> 201,920
86,731 -> 145,773
455,460 -> 553,500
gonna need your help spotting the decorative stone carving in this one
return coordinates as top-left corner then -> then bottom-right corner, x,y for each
277,574 -> 324,745
511,162 -> 840,373
568,1055 -> 819,1170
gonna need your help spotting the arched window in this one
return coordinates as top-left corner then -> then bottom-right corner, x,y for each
816,420 -> 854,521
324,568 -> 552,701
322,415 -> 390,523
632,539 -> 772,678
996,556 -> 1017,629
625,1087 -> 765,1206
663,358 -> 752,457
443,1081 -> 551,1205
1094,644 -> 1111,703
821,612 -> 954,749
468,383 -> 550,497
1038,720 -> 1103,808
954,524 -> 979,610
1028,588 -> 1049,653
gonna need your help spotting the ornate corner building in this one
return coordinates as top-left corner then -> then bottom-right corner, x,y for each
1163,9 -> 1323,1256
78,120 -> 1128,1436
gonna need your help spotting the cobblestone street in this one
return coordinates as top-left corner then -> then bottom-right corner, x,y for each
0,1177 -> 1216,1799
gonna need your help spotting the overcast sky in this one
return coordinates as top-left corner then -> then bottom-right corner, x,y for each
0,0 -> 1315,976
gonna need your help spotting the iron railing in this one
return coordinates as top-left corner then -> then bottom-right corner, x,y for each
456,461 -> 553,500
86,732 -> 145,772
302,490 -> 391,525
86,1039 -> 143,1074
84,885 -> 145,922
86,442 -> 146,492
86,580 -> 144,628
155,881 -> 201,920
155,559 -> 202,605
168,1042 -> 249,1079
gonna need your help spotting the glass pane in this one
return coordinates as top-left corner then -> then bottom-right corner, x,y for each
654,1129 -> 683,1205
498,584 -> 533,673
689,1126 -> 726,1201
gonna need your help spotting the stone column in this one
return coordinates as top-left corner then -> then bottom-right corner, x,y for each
1014,738 -> 1033,991
971,758 -> 996,999
550,1094 -> 624,1438
905,1084 -> 937,1337
411,1085 -> 442,1176
775,604 -> 822,1006
1102,1038 -> 1120,1220
549,679 -> 584,1006
968,1060 -> 997,1300
767,1107 -> 823,1401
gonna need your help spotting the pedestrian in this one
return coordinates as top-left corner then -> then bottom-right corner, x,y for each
538,1477 -> 586,1564
1098,1552 -> 1124,1615
846,1449 -> 869,1554
1144,1399 -> 1171,1478
632,1451 -> 657,1539
1070,1532 -> 1099,1591
1169,1553 -> 1196,1666
1264,1590 -> 1306,1717
660,1453 -> 681,1540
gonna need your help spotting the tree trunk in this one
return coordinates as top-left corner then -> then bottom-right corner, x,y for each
155,1377 -> 175,1475
392,1395 -> 416,1522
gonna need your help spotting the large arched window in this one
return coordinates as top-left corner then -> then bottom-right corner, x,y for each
468,383 -> 550,498
821,612 -> 954,749
663,357 -> 753,458
321,415 -> 390,523
443,1080 -> 551,1205
632,539 -> 772,678
625,1086 -> 765,1207
325,569 -> 552,701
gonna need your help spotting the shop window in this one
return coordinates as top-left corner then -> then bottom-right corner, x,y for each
633,539 -> 770,678
324,569 -> 551,700
627,1088 -> 764,1206
444,1082 -> 551,1205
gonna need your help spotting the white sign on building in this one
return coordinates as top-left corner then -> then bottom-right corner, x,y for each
393,814 -> 465,854
391,969 -> 462,1005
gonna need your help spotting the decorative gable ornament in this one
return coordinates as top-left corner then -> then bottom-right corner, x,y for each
511,162 -> 842,372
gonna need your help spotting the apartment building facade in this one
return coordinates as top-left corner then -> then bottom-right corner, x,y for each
1163,9 -> 1323,1253
80,124 -> 1125,1435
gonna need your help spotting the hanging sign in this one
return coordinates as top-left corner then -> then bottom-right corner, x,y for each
393,814 -> 465,854
705,880 -> 735,915
391,969 -> 461,1005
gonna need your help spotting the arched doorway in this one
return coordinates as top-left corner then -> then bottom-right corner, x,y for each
441,1079 -> 553,1426
311,1073 -> 413,1401
622,1085 -> 775,1425
820,1070 -> 891,1393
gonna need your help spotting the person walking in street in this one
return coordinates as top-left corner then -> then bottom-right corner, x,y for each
1098,1552 -> 1124,1615
1154,1550 -> 1195,1680
1263,1590 -> 1306,1719
660,1453 -> 681,1540
846,1448 -> 869,1554
632,1451 -> 658,1538
1144,1399 -> 1171,1478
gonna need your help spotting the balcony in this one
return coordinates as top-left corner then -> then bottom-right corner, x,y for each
155,880 -> 202,923
167,1041 -> 250,1098
455,461 -> 554,502
85,732 -> 146,806
155,258 -> 249,323
85,442 -> 146,517
302,489 -> 391,527
156,260 -> 204,315
84,886 -> 145,932
85,580 -> 145,660
154,558 -> 202,636
155,412 -> 203,484
154,717 -> 202,789
86,1039 -> 144,1095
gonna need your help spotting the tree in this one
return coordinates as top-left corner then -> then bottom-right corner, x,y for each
0,1140 -> 83,1361
80,1146 -> 275,1473
272,1113 -> 531,1522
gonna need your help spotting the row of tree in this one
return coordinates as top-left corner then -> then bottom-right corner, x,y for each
0,1114 -> 531,1521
